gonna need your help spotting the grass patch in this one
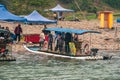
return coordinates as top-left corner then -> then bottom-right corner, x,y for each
86,13 -> 97,20
65,12 -> 97,21
114,12 -> 120,20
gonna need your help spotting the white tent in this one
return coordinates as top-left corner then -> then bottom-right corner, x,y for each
49,4 -> 74,12
49,4 -> 74,20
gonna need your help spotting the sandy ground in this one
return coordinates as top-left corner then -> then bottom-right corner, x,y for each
1,20 -> 120,53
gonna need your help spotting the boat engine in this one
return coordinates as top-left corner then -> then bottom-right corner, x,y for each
90,48 -> 99,56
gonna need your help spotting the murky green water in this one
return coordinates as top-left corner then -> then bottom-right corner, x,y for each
0,52 -> 120,80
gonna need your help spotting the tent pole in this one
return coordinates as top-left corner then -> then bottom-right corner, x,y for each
114,23 -> 119,50
24,22 -> 27,44
114,23 -> 118,38
89,33 -> 92,49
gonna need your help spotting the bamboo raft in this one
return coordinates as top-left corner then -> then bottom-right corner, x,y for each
0,55 -> 16,61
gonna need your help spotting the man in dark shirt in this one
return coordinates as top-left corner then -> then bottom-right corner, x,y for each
64,32 -> 72,54
14,24 -> 22,42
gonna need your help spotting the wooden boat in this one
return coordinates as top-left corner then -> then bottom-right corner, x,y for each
23,27 -> 112,60
23,44 -> 104,60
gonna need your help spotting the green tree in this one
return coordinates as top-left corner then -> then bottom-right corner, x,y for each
103,0 -> 120,9
60,0 -> 72,4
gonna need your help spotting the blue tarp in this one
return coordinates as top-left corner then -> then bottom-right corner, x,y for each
0,4 -> 26,22
49,4 -> 74,12
117,19 -> 120,23
45,27 -> 101,35
25,10 -> 57,24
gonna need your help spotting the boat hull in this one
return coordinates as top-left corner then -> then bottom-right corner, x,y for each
23,45 -> 104,60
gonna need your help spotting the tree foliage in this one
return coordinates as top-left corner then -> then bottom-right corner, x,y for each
0,0 -> 120,15
60,0 -> 72,4
103,0 -> 120,9
1,0 -> 55,15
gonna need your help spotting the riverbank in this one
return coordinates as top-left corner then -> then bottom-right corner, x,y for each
1,20 -> 120,52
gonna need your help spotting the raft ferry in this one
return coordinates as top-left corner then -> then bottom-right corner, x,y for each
0,29 -> 16,61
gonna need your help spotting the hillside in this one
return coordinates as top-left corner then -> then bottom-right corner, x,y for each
0,0 -> 120,20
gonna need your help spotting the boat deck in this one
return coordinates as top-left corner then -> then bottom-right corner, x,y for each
38,49 -> 91,57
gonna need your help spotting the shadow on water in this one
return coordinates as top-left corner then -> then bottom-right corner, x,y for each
0,52 -> 120,80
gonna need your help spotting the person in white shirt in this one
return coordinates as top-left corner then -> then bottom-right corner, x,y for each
39,30 -> 45,49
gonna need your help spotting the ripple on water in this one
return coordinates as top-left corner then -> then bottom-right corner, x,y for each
0,53 -> 120,80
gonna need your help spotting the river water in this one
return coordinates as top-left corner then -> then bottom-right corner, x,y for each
0,51 -> 120,80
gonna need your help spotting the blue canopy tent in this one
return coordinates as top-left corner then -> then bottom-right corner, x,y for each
45,27 -> 101,35
25,10 -> 57,24
0,4 -> 26,22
